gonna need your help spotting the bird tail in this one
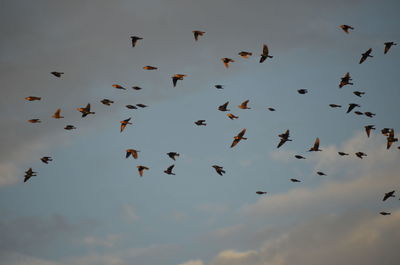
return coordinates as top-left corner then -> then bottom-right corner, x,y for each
268,55 -> 273,58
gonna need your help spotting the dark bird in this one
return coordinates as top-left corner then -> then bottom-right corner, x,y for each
77,103 -> 95,117
137,165 -> 149,177
380,211 -> 391,216
355,152 -> 367,159
212,165 -> 225,176
167,152 -> 180,161
290,178 -> 301,182
143,66 -> 158,70
195,120 -> 206,126
64,125 -> 76,130
218,102 -> 230,112
192,30 -> 205,41
383,190 -> 395,201
40,156 -> 53,164
136,104 -> 147,108
354,111 -> 363,116
359,48 -> 373,64
267,107 -> 276,111
221,58 -> 234,68
231,128 -> 247,148
238,100 -> 251,109
101,99 -> 114,106
28,119 -> 41,123
51,109 -> 64,119
308,137 -> 322,152
297,89 -> 308,94
51,71 -> 64,78
339,72 -> 353,88
339,24 -> 354,34
112,84 -> 126,90
126,149 -> 140,159
329,104 -> 342,108
384,42 -> 397,54
338,152 -> 349,156
353,91 -> 365,97
259,44 -> 273,63
25,96 -> 41,101
172,74 -> 187,87
24,168 -> 37,183
120,118 -> 132,132
295,155 -> 306,159
364,112 -> 376,118
387,129 -> 398,150
238,51 -> 252,58
381,128 -> 391,136
365,125 -> 375,138
226,113 -> 239,120
132,86 -> 142,90
256,191 -> 267,195
215,85 -> 224,89
277,129 -> 292,148
130,36 -> 143,47
347,103 -> 360,113
317,171 -> 326,176
164,165 -> 176,175
126,105 -> 137,109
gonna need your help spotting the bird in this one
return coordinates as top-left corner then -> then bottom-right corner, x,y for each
364,125 -> 375,138
51,109 -> 64,119
221,58 -> 234,68
238,51 -> 252,58
212,165 -> 225,176
359,48 -> 373,64
112,84 -> 126,90
226,113 -> 239,120
51,71 -> 64,78
40,156 -> 53,164
28,119 -> 41,123
380,211 -> 391,216
164,165 -> 176,175
137,165 -> 149,177
126,105 -> 137,109
126,149 -> 140,159
167,152 -> 180,161
308,137 -> 322,152
24,168 -> 37,182
192,30 -> 205,41
172,74 -> 187,87
143,66 -> 158,70
353,91 -> 365,97
256,191 -> 267,195
383,190 -> 395,201
364,112 -> 376,118
136,104 -> 147,108
317,171 -> 326,176
277,129 -> 292,148
354,111 -> 363,116
339,24 -> 354,34
218,102 -> 230,112
290,178 -> 301,182
338,152 -> 349,156
384,42 -> 397,54
386,129 -> 398,149
238,100 -> 251,109
77,103 -> 95,117
347,103 -> 360,113
295,155 -> 306,159
339,72 -> 353,88
120,118 -> 132,132
355,152 -> 367,159
267,107 -> 276,111
64,125 -> 76,130
297,89 -> 308,94
130,36 -> 143,47
25,96 -> 41,101
260,44 -> 273,63
381,128 -> 391,136
132,86 -> 142,90
101,99 -> 114,106
329,104 -> 342,108
195,120 -> 207,126
215,85 -> 224,89
231,128 -> 247,148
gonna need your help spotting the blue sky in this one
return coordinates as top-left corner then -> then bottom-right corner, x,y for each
1,0 -> 400,264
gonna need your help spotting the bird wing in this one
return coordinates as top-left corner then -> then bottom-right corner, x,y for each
314,137 -> 320,150
238,128 -> 246,138
263,44 -> 269,55
231,139 -> 240,148
277,138 -> 286,148
132,150 -> 138,159
172,76 -> 178,87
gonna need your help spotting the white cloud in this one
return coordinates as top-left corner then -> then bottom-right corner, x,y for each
177,260 -> 204,265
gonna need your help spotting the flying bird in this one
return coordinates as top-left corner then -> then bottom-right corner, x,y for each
40,156 -> 53,164
167,152 -> 180,161
353,91 -> 365,97
238,100 -> 251,109
101,99 -> 114,106
64,125 -> 76,130
355,152 -> 367,159
24,168 -> 37,182
143,66 -> 158,70
354,111 -> 363,116
212,165 -> 225,176
52,109 -> 64,119
308,137 -> 322,152
215,85 -> 224,89
231,128 -> 247,148
256,191 -> 267,195
137,165 -> 149,177
77,103 -> 95,117
221,58 -> 234,68
25,96 -> 41,101
192,30 -> 205,41
126,149 -> 140,159
359,48 -> 373,64
51,71 -> 64,78
172,74 -> 187,87
381,128 -> 391,136
364,112 -> 376,118
136,104 -> 147,108
120,118 -> 132,132
277,129 -> 292,148
259,44 -> 273,63
317,171 -> 326,176
218,102 -> 230,112
339,24 -> 354,34
267,107 -> 276,111
238,51 -> 252,58
364,125 -> 375,138
290,178 -> 301,182
126,105 -> 137,109
195,120 -> 206,126
380,212 -> 391,216
383,190 -> 395,201
28,119 -> 41,123
386,129 -> 398,149
329,104 -> 342,108
384,42 -> 397,54
164,165 -> 176,175
295,155 -> 306,159
226,113 -> 239,120
339,72 -> 353,88
297,89 -> 308,94
347,103 -> 360,113
130,36 -> 143,47
132,86 -> 142,90
112,84 -> 126,90
338,152 -> 349,156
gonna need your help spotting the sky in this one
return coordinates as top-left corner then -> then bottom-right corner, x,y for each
1,0 -> 400,264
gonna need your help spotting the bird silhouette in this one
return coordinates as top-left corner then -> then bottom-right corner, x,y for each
221,58 -> 234,68
24,168 -> 37,182
28,119 -> 41,123
195,120 -> 206,126
256,191 -> 267,195
126,105 -> 137,109
354,111 -> 363,116
308,137 -> 322,151
359,48 -> 373,64
277,129 -> 292,148
381,128 -> 391,136
164,165 -> 176,175
295,155 -> 306,159
364,125 -> 375,138
238,100 -> 251,109
130,36 -> 143,47
317,171 -> 326,176
112,84 -> 126,90
383,190 -> 395,201
238,51 -> 252,58
267,107 -> 276,111
212,165 -> 225,176
120,118 -> 132,132
329,104 -> 342,108
126,149 -> 140,159
40,156 -> 53,164
51,109 -> 64,119
355,152 -> 367,159
192,30 -> 205,41
143,66 -> 158,70
226,113 -> 239,120
218,102 -> 230,112
25,96 -> 41,101
380,211 -> 391,216
231,128 -> 247,148
215,85 -> 224,89
386,129 -> 398,149
338,152 -> 349,156
77,103 -> 95,117
167,152 -> 180,161
64,125 -> 76,130
260,44 -> 273,63
132,86 -> 142,90
136,104 -> 147,108
353,91 -> 365,97
137,165 -> 149,177
347,103 -> 360,113
290,178 -> 301,182
297,89 -> 308,94
384,42 -> 397,54
339,24 -> 354,33
339,72 -> 353,88
101,99 -> 114,106
172,74 -> 187,87
364,112 -> 375,118
51,71 -> 64,78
